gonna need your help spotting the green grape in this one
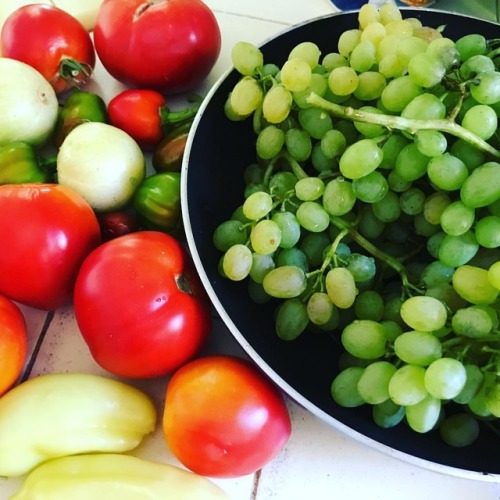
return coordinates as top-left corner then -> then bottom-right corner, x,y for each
379,134 -> 409,169
230,76 -> 264,116
396,36 -> 428,68
354,290 -> 384,321
406,395 -> 441,434
311,142 -> 338,173
378,53 -> 405,79
439,232 -> 479,268
424,357 -> 467,400
423,192 -> 451,225
427,153 -> 469,191
357,361 -> 396,405
307,292 -> 335,325
260,63 -> 280,78
256,125 -> 285,159
455,33 -> 486,61
453,364 -> 485,405
451,305 -> 493,339
322,52 -> 348,72
488,261 -> 500,289
346,253 -> 376,283
399,187 -> 425,215
341,320 -> 386,359
352,171 -> 388,203
243,191 -> 273,220
452,264 -> 499,305
276,247 -> 309,272
272,211 -> 301,249
288,41 -> 321,69
293,73 -> 328,108
394,143 -> 429,181
485,378 -> 500,417
249,252 -> 275,283
372,191 -> 401,223
231,205 -> 251,223
250,219 -> 282,254
280,58 -> 312,92
298,107 -> 333,139
262,84 -> 293,123
223,244 -> 253,281
401,93 -> 446,120
475,215 -> 500,248
328,66 -> 359,96
353,106 -> 386,138
231,41 -> 264,76
394,330 -> 442,366
388,364 -> 428,406
468,372 -> 495,417
359,205 -> 386,239
439,413 -> 480,447
469,71 -> 500,105
350,40 -> 376,73
247,278 -> 272,304
421,260 -> 454,287
299,232 -> 330,267
407,53 -> 446,88
385,18 -> 413,37
337,29 -> 362,58
372,399 -> 405,428
296,201 -> 330,233
339,138 -> 383,179
358,3 -> 379,28
450,139 -> 485,171
459,54 -> 495,79
414,212 -> 440,238
439,200 -> 475,236
275,298 -> 309,340
330,366 -> 365,408
461,162 -> 500,208
262,265 -> 307,298
426,37 -> 459,70
361,21 -> 386,46
381,320 -> 403,342
400,295 -> 447,332
379,2 -> 402,24
213,219 -> 248,252
414,129 -> 447,157
269,171 -> 297,199
323,177 -> 356,216
353,71 -> 387,101
224,94 -> 249,121
461,105 -> 497,140
320,129 -> 346,159
326,267 -> 358,309
295,177 -> 325,201
285,128 -> 312,162
380,75 -> 423,112
335,119 -> 359,145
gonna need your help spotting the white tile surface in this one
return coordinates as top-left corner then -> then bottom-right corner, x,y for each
2,0 -> 500,499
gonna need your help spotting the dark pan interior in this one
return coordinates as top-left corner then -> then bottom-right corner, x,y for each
185,9 -> 500,476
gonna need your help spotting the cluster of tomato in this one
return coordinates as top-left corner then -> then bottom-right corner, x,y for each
0,0 -> 291,480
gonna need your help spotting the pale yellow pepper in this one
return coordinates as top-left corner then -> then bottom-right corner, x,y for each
10,453 -> 230,500
0,373 -> 157,477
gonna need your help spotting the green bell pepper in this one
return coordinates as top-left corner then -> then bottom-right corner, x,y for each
11,454 -> 229,500
152,121 -> 191,173
0,373 -> 157,477
133,172 -> 181,231
0,142 -> 51,184
54,90 -> 108,148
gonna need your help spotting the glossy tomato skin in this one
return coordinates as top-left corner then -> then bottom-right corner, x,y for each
94,0 -> 221,93
73,231 -> 212,378
162,355 -> 292,478
108,89 -> 166,150
0,295 -> 28,396
1,4 -> 95,94
0,184 -> 101,310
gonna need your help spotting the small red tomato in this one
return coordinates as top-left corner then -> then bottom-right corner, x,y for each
162,355 -> 292,478
0,295 -> 28,396
108,89 -> 167,150
0,184 -> 101,310
94,0 -> 221,93
73,231 -> 212,378
1,4 -> 95,94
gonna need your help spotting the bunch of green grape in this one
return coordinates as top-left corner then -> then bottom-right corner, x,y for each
213,1 -> 500,445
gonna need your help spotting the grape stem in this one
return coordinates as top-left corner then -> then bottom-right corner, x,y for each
306,92 -> 500,159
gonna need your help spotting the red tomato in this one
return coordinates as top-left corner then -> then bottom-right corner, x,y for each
108,89 -> 167,150
0,184 -> 101,310
1,4 -> 95,94
162,355 -> 292,478
0,295 -> 28,396
93,0 -> 221,93
73,231 -> 212,378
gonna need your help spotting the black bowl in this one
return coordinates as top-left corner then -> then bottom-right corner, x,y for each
182,9 -> 500,480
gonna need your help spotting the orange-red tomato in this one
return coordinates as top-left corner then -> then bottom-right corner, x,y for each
0,295 -> 28,396
162,355 -> 291,478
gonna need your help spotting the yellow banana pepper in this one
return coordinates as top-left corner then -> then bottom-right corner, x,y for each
0,373 -> 157,477
10,453 -> 230,500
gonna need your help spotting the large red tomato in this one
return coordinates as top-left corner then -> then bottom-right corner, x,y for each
0,184 -> 101,310
162,355 -> 292,478
0,4 -> 95,94
73,231 -> 212,378
93,0 -> 221,93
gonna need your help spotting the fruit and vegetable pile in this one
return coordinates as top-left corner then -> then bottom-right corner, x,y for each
215,2 -> 500,447
0,1 -> 292,497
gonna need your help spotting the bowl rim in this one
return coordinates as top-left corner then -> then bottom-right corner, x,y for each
181,8 -> 500,483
